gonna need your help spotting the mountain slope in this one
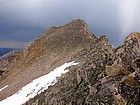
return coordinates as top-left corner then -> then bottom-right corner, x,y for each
0,19 -> 140,105
23,33 -> 140,105
0,62 -> 79,105
0,19 -> 95,101
24,35 -> 115,105
0,50 -> 21,76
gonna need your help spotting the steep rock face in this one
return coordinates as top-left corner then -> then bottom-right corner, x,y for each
0,19 -> 94,101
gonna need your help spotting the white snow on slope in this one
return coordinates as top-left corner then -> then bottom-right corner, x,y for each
0,85 -> 8,92
0,61 -> 79,105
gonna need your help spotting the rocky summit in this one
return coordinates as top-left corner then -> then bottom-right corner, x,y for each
0,19 -> 140,105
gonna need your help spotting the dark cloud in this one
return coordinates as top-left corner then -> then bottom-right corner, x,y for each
0,0 -> 140,48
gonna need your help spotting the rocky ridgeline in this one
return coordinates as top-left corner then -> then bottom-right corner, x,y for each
24,21 -> 140,105
0,19 -> 140,105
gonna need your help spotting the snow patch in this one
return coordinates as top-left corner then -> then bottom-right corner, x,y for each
0,61 -> 79,105
0,85 -> 8,92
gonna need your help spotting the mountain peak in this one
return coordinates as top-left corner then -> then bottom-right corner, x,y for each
67,19 -> 88,27
0,20 -> 140,105
46,19 -> 87,33
0,19 -> 96,101
29,19 -> 93,55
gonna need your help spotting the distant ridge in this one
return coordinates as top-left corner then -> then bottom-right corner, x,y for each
0,48 -> 16,56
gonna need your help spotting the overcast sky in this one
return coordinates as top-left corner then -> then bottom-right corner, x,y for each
0,0 -> 140,48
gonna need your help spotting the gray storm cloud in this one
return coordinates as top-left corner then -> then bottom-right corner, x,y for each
0,0 -> 140,48
119,0 -> 140,39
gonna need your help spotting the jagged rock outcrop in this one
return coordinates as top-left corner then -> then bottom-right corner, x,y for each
111,32 -> 140,71
24,33 -> 140,105
0,19 -> 140,105
106,32 -> 140,105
